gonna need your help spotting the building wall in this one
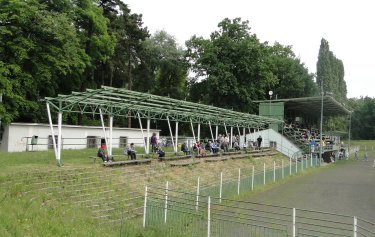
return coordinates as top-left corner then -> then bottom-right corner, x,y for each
0,123 -> 160,152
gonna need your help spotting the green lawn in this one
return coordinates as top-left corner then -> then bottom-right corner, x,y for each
0,141 -> 373,236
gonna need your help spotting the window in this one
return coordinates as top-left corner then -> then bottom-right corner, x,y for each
48,135 -> 58,149
119,136 -> 128,148
87,136 -> 98,148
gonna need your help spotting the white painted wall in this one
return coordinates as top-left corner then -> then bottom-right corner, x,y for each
242,128 -> 301,158
0,123 -> 160,152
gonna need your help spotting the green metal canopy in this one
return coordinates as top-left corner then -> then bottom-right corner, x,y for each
254,96 -> 351,118
44,86 -> 282,128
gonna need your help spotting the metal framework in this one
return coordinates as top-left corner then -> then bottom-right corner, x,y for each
45,86 -> 281,127
44,86 -> 282,165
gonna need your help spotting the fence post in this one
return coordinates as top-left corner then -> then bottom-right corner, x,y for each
289,157 -> 292,175
293,207 -> 296,237
263,163 -> 266,185
196,177 -> 200,211
207,196 -> 211,237
164,181 -> 169,224
354,216 -> 357,237
237,168 -> 241,195
143,186 -> 148,228
219,172 -> 223,203
311,153 -> 313,167
273,161 -> 276,182
251,166 -> 254,191
282,160 -> 284,179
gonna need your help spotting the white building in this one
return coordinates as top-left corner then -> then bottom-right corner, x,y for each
0,123 -> 160,152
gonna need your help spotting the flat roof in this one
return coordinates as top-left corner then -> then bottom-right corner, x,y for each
254,96 -> 351,118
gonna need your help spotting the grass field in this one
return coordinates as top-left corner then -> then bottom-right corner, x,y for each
0,141 -> 373,236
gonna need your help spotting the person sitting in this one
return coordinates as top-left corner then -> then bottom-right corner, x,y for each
199,147 -> 207,157
125,143 -> 137,160
97,144 -> 109,162
157,146 -> 165,161
211,141 -> 219,154
233,141 -> 241,151
205,141 -> 212,153
181,142 -> 190,155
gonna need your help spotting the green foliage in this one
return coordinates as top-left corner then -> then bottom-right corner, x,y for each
348,97 -> 375,139
316,38 -> 347,101
186,18 -> 316,113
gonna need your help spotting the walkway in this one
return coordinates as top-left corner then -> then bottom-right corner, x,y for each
247,159 -> 375,221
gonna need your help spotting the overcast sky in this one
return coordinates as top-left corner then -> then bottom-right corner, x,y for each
125,0 -> 374,98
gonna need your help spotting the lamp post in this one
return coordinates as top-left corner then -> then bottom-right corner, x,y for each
319,83 -> 323,166
268,91 -> 273,118
268,90 -> 273,148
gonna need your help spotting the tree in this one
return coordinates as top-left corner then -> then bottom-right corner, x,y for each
349,97 -> 375,139
316,38 -> 347,101
135,31 -> 187,99
186,18 -> 316,113
0,0 -> 89,123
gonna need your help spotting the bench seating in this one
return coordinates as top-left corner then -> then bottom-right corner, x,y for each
162,155 -> 192,161
195,153 -> 220,158
102,159 -> 151,167
169,160 -> 200,167
230,155 -> 250,160
222,151 -> 242,156
204,157 -> 228,162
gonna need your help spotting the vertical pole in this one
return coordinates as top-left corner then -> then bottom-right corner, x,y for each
311,153 -> 313,167
237,168 -> 241,195
99,108 -> 108,148
207,196 -> 211,237
109,116 -> 113,156
348,112 -> 352,157
243,127 -> 246,148
301,155 -> 304,171
197,123 -> 201,142
143,186 -> 148,228
282,160 -> 284,179
237,124 -> 241,146
146,119 -> 150,155
320,84 -> 324,167
175,122 -> 179,153
215,125 -> 218,140
273,161 -> 276,182
196,177 -> 200,211
290,157 -> 292,175
57,112 -> 62,165
296,157 -> 298,174
167,116 -> 175,153
230,127 -> 233,148
190,119 -> 196,142
164,181 -> 168,223
137,113 -> 147,154
263,163 -> 266,185
353,216 -> 357,237
219,172 -> 223,203
46,103 -> 58,160
251,166 -> 254,191
208,121 -> 214,143
224,123 -> 228,137
293,208 -> 296,237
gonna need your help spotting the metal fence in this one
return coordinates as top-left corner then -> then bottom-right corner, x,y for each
140,157 -> 374,237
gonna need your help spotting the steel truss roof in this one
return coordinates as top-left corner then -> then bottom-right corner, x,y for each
44,86 -> 282,128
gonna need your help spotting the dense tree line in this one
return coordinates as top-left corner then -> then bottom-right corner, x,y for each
0,1 -> 373,139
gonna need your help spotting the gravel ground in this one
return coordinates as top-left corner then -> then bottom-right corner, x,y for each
247,159 -> 375,221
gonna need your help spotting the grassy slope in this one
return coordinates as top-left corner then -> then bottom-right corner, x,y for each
1,141 -> 373,236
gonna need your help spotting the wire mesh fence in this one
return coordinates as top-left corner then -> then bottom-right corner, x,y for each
140,156 -> 374,237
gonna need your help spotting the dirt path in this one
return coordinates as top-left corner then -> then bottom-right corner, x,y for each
247,159 -> 375,221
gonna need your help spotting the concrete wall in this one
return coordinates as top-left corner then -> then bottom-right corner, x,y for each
0,123 -> 160,152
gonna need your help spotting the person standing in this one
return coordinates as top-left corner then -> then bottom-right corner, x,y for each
354,150 -> 358,160
257,135 -> 262,150
150,133 -> 158,153
363,152 -> 368,161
